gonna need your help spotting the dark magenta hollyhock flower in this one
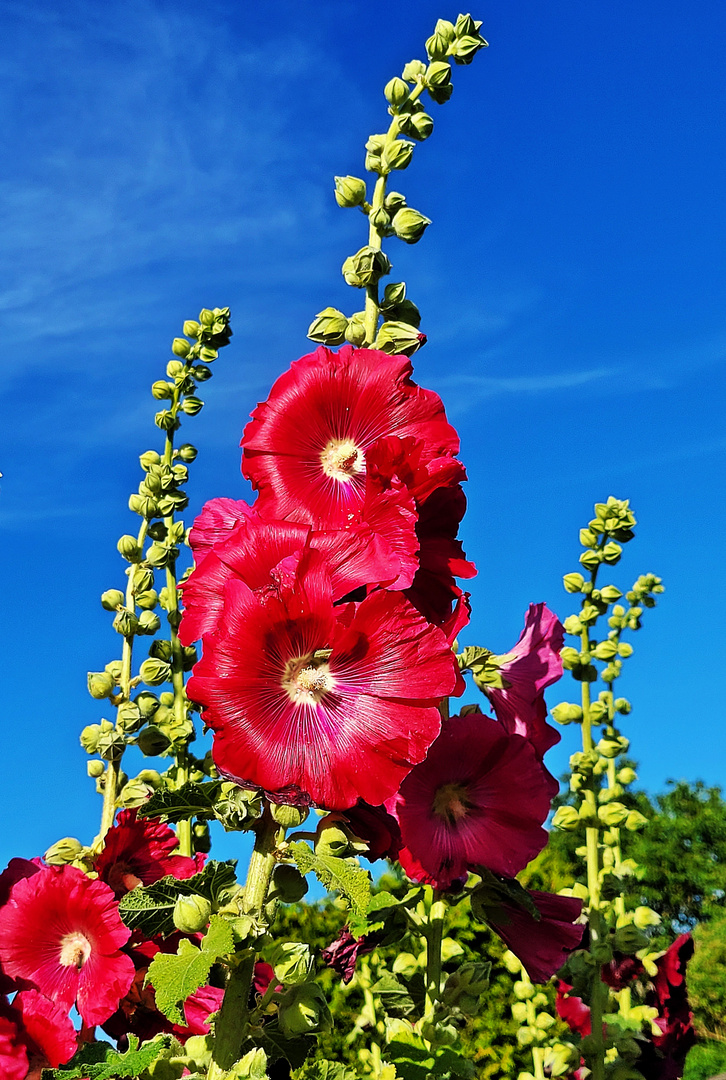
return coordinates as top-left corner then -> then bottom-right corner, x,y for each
485,890 -> 584,983
94,808 -> 199,898
187,549 -> 459,810
483,603 -> 565,758
388,714 -> 555,889
241,345 -> 461,528
0,865 -> 135,1027
321,928 -> 375,984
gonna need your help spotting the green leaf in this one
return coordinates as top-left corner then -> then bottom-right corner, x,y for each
469,871 -> 540,926
42,1034 -> 172,1078
349,886 -> 423,938
260,1019 -> 317,1069
118,860 -> 238,936
138,781 -> 222,822
146,914 -> 234,1024
371,971 -> 416,1017
289,841 -> 370,915
295,1061 -> 359,1080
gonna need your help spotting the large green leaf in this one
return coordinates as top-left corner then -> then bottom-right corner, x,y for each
146,914 -> 233,1024
289,842 -> 370,915
138,781 -> 223,822
118,860 -> 238,936
41,1034 -> 172,1078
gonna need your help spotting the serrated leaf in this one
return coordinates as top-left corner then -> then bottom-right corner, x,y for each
118,860 -> 237,936
260,1020 -> 316,1069
296,1061 -> 359,1080
42,1034 -> 172,1078
349,886 -> 423,937
371,971 -> 416,1017
138,781 -> 223,822
146,914 -> 233,1024
289,841 -> 370,914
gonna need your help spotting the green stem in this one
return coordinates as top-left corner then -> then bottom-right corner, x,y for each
424,890 -> 445,1018
362,82 -> 425,346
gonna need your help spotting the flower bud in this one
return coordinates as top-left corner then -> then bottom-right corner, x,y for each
381,280 -> 407,306
183,320 -> 201,338
624,809 -> 648,832
368,206 -> 392,233
334,175 -> 367,208
551,702 -> 583,726
214,783 -> 262,830
513,980 -> 535,1001
81,724 -> 105,754
192,364 -> 212,383
270,803 -> 309,829
633,905 -> 661,930
113,608 -> 139,637
617,766 -> 637,785
426,21 -> 455,60
597,736 -> 621,759
384,192 -> 407,213
374,320 -> 425,357
560,647 -> 581,670
402,59 -> 427,82
145,543 -> 171,568
613,923 -> 649,954
135,611 -> 160,636
135,691 -> 160,718
87,671 -> 115,700
271,864 -> 309,903
173,894 -> 211,934
597,802 -> 629,826
155,410 -> 180,432
181,395 -> 204,416
166,360 -> 185,380
341,247 -> 391,288
117,777 -> 155,808
87,759 -> 105,778
44,837 -> 84,865
101,589 -> 125,611
344,312 -> 367,347
117,535 -> 142,562
151,380 -> 174,400
277,983 -> 331,1037
135,589 -> 158,611
580,549 -> 601,570
171,337 -> 191,358
117,701 -> 143,733
599,585 -> 623,603
552,806 -> 580,832
405,112 -> 434,141
270,942 -> 313,985
194,821 -> 212,854
426,60 -> 452,89
384,77 -> 410,110
563,572 -> 585,593
451,33 -> 488,65
392,207 -> 432,243
139,657 -> 171,686
129,492 -> 159,519
307,307 -> 348,346
382,140 -> 414,171
428,82 -> 454,105
136,726 -> 171,760
315,822 -> 353,858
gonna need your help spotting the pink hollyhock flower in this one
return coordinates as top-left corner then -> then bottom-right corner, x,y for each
95,809 -> 199,898
188,549 -> 459,809
388,714 -> 555,889
485,890 -> 584,983
0,865 -> 134,1027
482,603 -> 565,758
241,345 -> 461,529
0,991 -> 77,1073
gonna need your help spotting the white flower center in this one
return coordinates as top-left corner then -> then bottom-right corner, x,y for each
283,656 -> 335,704
59,931 -> 92,970
320,438 -> 365,483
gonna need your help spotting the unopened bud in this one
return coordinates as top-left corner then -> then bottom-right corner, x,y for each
270,803 -> 309,829
334,175 -> 367,208
307,307 -> 348,346
374,320 -> 425,357
271,864 -> 309,903
80,724 -> 102,753
402,59 -> 427,82
551,702 -> 583,725
87,671 -> 115,700
181,396 -> 204,416
624,809 -> 648,832
151,380 -> 174,400
173,894 -> 211,934
183,320 -> 201,338
451,32 -> 488,65
177,443 -> 198,463
172,337 -> 191,358
117,535 -> 142,562
44,837 -> 84,865
426,60 -> 452,89
113,608 -> 139,637
552,806 -> 580,832
384,77 -> 410,109
139,657 -> 171,686
315,822 -> 353,858
87,760 -> 105,778
597,802 -> 629,826
134,691 -> 160,718
344,312 -> 367,347
117,701 -> 143,733
392,207 -> 431,243
342,247 -> 391,288
101,589 -> 125,611
382,140 -> 414,171
277,983 -> 331,1037
563,572 -> 585,593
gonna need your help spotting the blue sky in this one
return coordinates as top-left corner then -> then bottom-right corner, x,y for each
1,0 -> 725,869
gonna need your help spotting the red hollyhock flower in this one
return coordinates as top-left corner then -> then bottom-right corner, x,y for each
388,714 -> 554,889
0,1001 -> 28,1080
403,485 -> 476,632
485,890 -> 584,983
241,345 -> 461,528
0,991 -> 77,1072
555,980 -> 592,1036
187,497 -> 255,567
95,809 -> 199,898
187,550 -> 459,810
0,865 -> 134,1027
639,934 -> 695,1079
483,603 -> 565,758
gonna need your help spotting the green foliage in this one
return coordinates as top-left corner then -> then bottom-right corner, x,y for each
118,860 -> 237,936
683,1038 -> 726,1080
146,914 -> 233,1024
43,1035 -> 173,1078
289,841 -> 371,916
138,781 -> 223,823
688,910 -> 726,1040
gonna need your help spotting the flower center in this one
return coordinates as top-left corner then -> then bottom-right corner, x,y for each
320,438 -> 365,483
432,782 -> 472,825
59,931 -> 92,971
283,655 -> 335,704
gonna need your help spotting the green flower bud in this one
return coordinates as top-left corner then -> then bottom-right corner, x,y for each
369,206 -> 392,233
182,645 -> 198,671
193,820 -> 212,854
613,923 -> 649,954
342,246 -> 391,288
624,809 -> 648,832
307,307 -> 348,346
271,864 -> 309,904
392,207 -> 432,243
181,395 -> 204,416
136,725 -> 171,757
140,450 -> 162,472
270,942 -> 313,985
599,585 -> 623,603
383,298 -> 421,328
374,320 -> 425,357
166,360 -> 185,379
171,337 -> 191,358
101,589 -> 125,611
426,60 -> 452,89
183,320 -> 201,338
135,589 -> 158,611
87,759 -> 105,778
134,691 -> 160,718
150,640 -> 173,663
428,82 -> 454,105
618,642 -> 634,658
129,492 -> 159,519
382,139 -> 414,171
334,175 -> 367,208
155,409 -> 180,432
214,782 -> 262,830
384,77 -> 410,109
315,822 -> 353,859
191,364 -> 212,382
597,736 -> 622,759
139,657 -> 171,686
270,803 -> 309,829
560,646 -> 581,670
44,837 -> 84,865
384,192 -> 407,213
455,14 -> 483,36
277,983 -> 332,1037
617,766 -> 637,785
381,280 -> 407,305
87,671 -> 115,700
597,802 -> 629,826
173,894 -> 211,934
177,443 -> 198,463
426,20 -> 456,60
198,346 -> 218,362
552,806 -> 580,832
117,535 -> 142,562
451,33 -> 488,65
136,611 -> 161,636
151,380 -> 174,400
117,777 -> 155,808
513,979 -> 535,1001
633,905 -> 661,930
113,608 -> 139,637
117,701 -> 143,733
344,311 -> 367,347
588,701 -> 607,724
579,549 -> 601,570
563,572 -> 585,593
402,112 -> 434,141
551,702 -> 583,725
402,59 -> 427,82
145,543 -> 171,568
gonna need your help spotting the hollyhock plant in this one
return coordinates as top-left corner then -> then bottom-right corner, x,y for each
241,345 -> 462,529
481,602 -> 565,756
0,865 -> 135,1027
0,991 -> 78,1073
188,549 -> 460,808
388,714 -> 555,889
94,808 -> 199,898
485,890 -> 584,983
